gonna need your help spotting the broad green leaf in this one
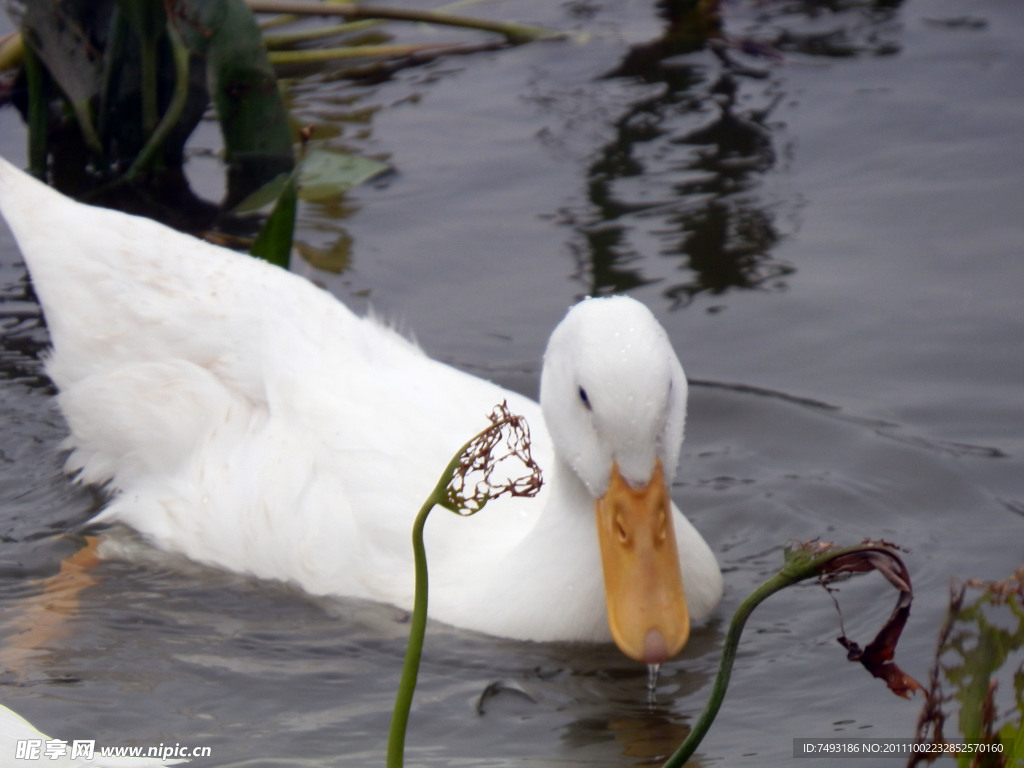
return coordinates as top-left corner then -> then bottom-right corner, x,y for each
298,146 -> 389,203
235,146 -> 389,211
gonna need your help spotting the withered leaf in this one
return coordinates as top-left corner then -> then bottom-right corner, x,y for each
814,540 -> 925,699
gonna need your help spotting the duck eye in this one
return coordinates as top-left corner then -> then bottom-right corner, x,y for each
578,386 -> 592,410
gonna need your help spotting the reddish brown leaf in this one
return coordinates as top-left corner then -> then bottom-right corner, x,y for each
818,541 -> 925,699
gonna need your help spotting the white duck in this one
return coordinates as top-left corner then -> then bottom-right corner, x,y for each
0,703 -> 188,765
0,158 -> 721,664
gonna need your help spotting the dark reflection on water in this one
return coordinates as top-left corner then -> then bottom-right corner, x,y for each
578,4 -> 792,303
576,0 -> 907,305
0,277 -> 50,389
769,0 -> 905,58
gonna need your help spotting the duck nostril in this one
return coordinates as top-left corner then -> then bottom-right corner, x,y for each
614,513 -> 629,544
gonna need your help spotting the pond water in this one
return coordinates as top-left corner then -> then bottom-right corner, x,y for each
1,0 -> 1022,766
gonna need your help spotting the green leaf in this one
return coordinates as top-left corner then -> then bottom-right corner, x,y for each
914,570 -> 1024,765
298,146 -> 389,203
249,170 -> 297,269
1002,718 -> 1023,766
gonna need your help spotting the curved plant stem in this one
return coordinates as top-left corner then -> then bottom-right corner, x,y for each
386,406 -> 540,768
269,41 -> 486,65
256,0 -> 361,30
662,541 -> 909,766
662,570 -> 798,767
247,1 -> 563,42
385,437 -> 478,768
125,21 -> 191,180
385,494 -> 432,768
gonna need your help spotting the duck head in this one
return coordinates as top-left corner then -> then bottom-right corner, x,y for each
540,296 -> 690,664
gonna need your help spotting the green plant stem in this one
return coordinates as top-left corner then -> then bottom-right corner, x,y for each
385,496 -> 432,768
662,570 -> 798,767
256,0 -> 359,30
125,21 -> 191,180
386,439 -> 474,768
662,542 -> 894,766
269,42 -> 481,65
22,41 -> 48,179
247,0 -> 563,42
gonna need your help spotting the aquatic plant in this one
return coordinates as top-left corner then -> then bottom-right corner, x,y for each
0,0 -> 561,252
911,568 -> 1024,766
663,539 -> 921,766
389,404 -> 930,766
386,402 -> 543,768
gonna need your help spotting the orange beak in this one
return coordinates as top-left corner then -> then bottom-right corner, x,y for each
594,459 -> 689,664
